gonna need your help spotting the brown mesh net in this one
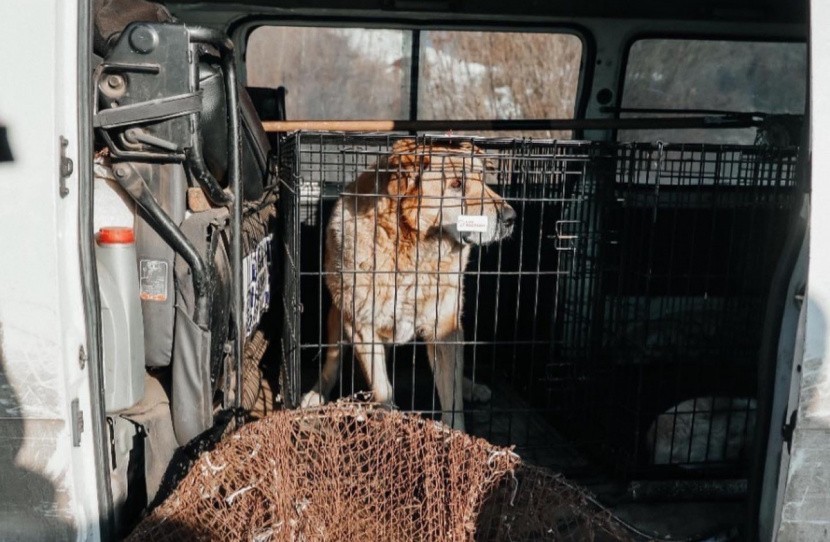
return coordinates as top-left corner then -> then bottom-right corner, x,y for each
478,464 -> 634,541
128,402 -> 634,541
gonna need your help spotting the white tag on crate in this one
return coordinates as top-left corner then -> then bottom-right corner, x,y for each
456,215 -> 489,233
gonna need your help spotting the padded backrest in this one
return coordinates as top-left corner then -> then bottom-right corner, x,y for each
199,61 -> 273,202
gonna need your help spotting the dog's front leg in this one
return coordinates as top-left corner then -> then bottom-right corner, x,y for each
427,328 -> 466,431
352,326 -> 394,405
301,306 -> 344,408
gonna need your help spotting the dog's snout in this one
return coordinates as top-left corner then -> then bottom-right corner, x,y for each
500,206 -> 517,227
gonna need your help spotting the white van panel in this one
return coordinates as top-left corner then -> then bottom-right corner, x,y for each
0,0 -> 101,539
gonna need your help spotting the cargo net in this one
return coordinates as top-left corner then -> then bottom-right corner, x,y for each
127,402 -> 633,541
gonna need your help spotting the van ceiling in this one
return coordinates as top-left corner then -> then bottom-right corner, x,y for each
166,0 -> 807,25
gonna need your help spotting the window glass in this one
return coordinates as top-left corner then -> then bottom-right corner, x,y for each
620,40 -> 807,144
418,31 -> 582,137
247,26 -> 411,120
246,27 -> 582,137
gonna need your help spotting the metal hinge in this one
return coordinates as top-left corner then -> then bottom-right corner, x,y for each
59,136 -> 73,197
107,417 -> 117,469
71,398 -> 84,447
78,345 -> 87,370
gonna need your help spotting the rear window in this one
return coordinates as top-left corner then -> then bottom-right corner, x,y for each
619,39 -> 807,144
246,26 -> 582,137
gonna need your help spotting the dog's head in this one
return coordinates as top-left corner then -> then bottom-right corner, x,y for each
385,139 -> 516,245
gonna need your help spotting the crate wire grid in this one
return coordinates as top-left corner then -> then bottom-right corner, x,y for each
591,143 -> 798,476
279,133 -> 594,468
278,132 -> 800,479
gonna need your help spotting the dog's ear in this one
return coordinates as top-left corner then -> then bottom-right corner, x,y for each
387,139 -> 431,195
448,140 -> 496,171
455,141 -> 475,152
389,139 -> 432,170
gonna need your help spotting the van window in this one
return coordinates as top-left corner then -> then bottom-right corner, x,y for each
418,31 -> 581,136
246,26 -> 582,137
619,39 -> 807,144
247,27 -> 411,120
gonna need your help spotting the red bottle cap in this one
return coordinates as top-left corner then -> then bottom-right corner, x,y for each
96,227 -> 135,245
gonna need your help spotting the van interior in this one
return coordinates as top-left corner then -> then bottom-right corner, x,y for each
88,0 -> 809,539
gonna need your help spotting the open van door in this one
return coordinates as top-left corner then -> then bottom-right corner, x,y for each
0,0 -> 110,539
770,1 -> 830,539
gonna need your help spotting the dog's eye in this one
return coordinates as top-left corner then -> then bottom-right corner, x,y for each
450,179 -> 463,190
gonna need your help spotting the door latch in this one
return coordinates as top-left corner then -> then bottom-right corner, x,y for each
782,408 -> 797,454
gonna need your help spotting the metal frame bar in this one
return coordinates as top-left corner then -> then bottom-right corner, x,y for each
262,116 -> 764,133
187,25 -> 245,413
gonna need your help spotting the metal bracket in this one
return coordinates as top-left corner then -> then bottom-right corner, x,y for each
93,92 -> 201,129
59,136 -> 73,197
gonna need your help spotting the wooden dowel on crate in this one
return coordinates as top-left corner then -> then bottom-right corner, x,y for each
261,116 -> 761,133
262,120 -> 398,132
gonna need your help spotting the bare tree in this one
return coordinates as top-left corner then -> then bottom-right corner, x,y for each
247,27 -> 583,138
247,27 -> 408,120
419,31 -> 582,138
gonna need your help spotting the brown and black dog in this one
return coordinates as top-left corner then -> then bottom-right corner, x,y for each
301,139 -> 516,430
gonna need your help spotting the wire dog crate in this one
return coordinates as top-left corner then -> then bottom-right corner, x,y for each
278,132 -> 800,482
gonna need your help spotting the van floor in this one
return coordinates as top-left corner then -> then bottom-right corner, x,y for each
613,501 -> 746,540
466,382 -> 588,472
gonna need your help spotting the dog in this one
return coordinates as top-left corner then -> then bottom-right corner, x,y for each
300,139 -> 516,430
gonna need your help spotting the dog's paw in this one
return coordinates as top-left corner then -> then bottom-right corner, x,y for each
442,412 -> 466,432
300,391 -> 327,408
463,379 -> 492,403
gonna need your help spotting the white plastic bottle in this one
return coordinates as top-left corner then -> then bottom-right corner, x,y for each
96,227 -> 145,412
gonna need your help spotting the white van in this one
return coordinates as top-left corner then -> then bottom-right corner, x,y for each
0,0 -> 823,539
